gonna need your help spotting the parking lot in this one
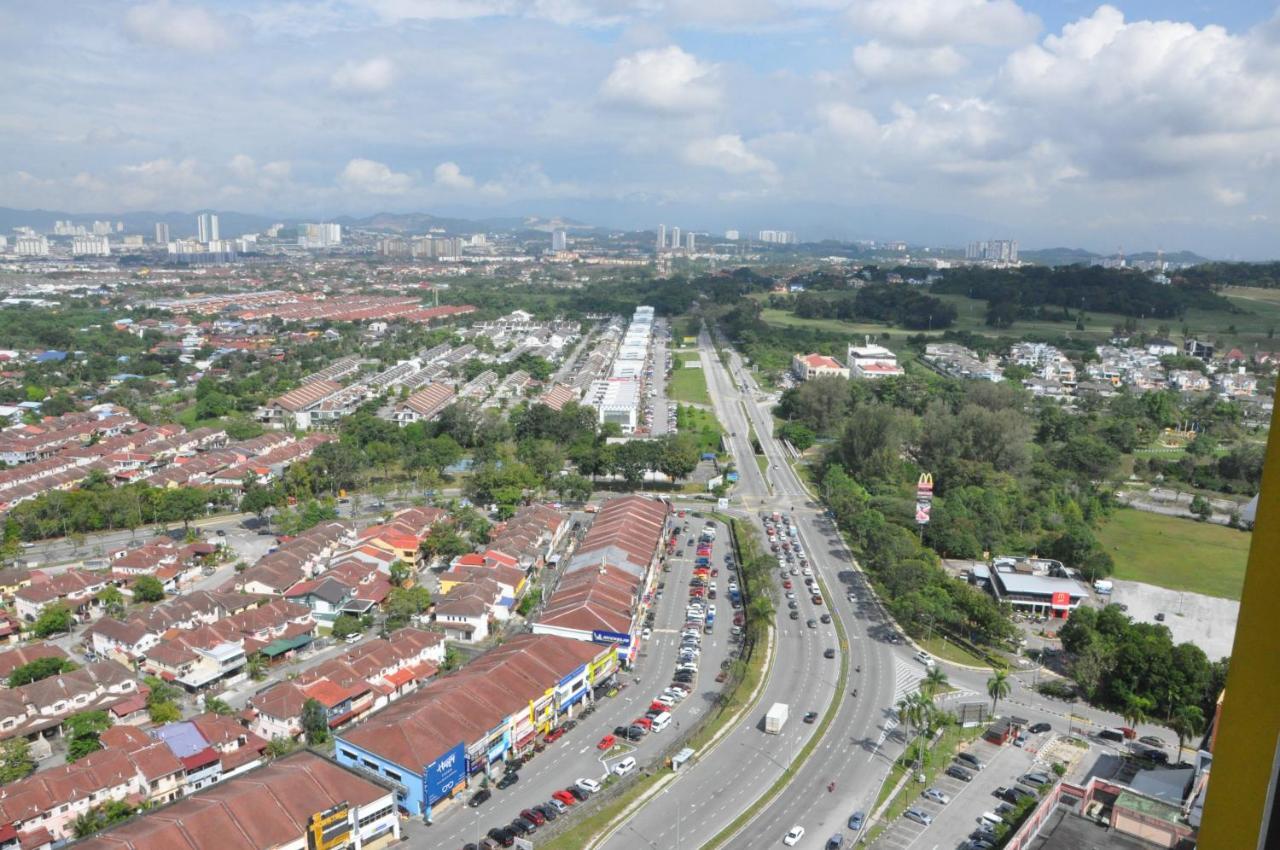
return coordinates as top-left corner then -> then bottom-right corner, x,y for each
1109,580 -> 1239,660
872,731 -> 1050,850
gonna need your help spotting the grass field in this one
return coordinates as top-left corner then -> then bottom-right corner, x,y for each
668,354 -> 711,404
1096,508 -> 1253,599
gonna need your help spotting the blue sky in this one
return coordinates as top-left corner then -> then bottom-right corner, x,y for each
2,1 -> 1279,256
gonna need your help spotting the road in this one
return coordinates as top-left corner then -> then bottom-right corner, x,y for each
648,319 -> 672,437
407,516 -> 737,849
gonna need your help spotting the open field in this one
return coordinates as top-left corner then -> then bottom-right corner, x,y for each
668,354 -> 711,404
1096,508 -> 1252,600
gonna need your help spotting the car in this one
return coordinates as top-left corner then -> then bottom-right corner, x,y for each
956,752 -> 986,771
547,797 -> 569,813
904,807 -> 933,826
1030,722 -> 1052,734
567,786 -> 589,802
811,595 -> 823,605
496,772 -> 519,790
614,756 -> 637,776
520,809 -> 546,826
1154,612 -> 1165,622
1139,735 -> 1166,748
783,580 -> 792,589
509,817 -> 534,836
946,765 -> 974,782
922,787 -> 950,805
783,826 -> 805,846
913,651 -> 935,666
820,613 -> 832,624
826,834 -> 845,850
614,725 -> 629,737
1013,733 -> 1028,747
544,727 -> 567,743
576,777 -> 602,794
551,790 -> 577,806
598,734 -> 616,750
642,627 -> 652,639
824,648 -> 836,659
788,601 -> 799,610
469,788 -> 492,807
535,803 -> 559,821
790,610 -> 800,620
803,711 -> 818,724
847,812 -> 865,831
486,828 -> 515,848
1020,771 -> 1052,788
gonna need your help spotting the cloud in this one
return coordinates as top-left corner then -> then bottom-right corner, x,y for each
683,134 -> 776,176
849,0 -> 1040,47
228,154 -> 257,182
338,159 -> 414,195
1212,186 -> 1246,207
600,46 -> 720,113
123,0 -> 236,52
433,161 -> 476,190
331,57 -> 397,94
852,40 -> 968,81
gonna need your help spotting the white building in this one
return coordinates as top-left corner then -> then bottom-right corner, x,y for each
966,240 -> 1019,262
71,234 -> 111,256
847,342 -> 904,379
725,230 -> 739,240
298,222 -> 342,248
686,232 -> 696,252
196,212 -> 220,243
758,230 -> 796,244
671,226 -> 681,250
657,224 -> 666,252
14,235 -> 49,256
551,230 -> 567,251
588,379 -> 640,432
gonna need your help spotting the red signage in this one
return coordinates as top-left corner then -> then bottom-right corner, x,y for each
1051,591 -> 1070,607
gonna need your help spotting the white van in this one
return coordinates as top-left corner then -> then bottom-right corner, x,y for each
614,756 -> 637,776
651,711 -> 672,732
979,812 -> 1003,828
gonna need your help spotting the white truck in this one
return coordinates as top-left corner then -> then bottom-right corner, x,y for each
765,702 -> 789,734
1094,580 -> 1113,595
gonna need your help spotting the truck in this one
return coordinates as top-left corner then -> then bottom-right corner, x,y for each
1094,580 -> 1113,595
765,702 -> 789,734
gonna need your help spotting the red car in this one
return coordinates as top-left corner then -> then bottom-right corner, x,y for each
678,510 -> 686,517
597,734 -> 616,750
552,790 -> 577,806
649,701 -> 668,712
634,717 -> 653,730
782,580 -> 792,589
544,727 -> 567,743
711,568 -> 719,576
521,808 -> 546,826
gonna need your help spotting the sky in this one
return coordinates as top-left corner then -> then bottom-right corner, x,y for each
2,1 -> 1279,256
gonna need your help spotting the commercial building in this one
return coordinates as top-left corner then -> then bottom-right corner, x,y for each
587,378 -> 640,432
196,213 -> 219,243
966,239 -> 1019,263
791,353 -> 850,381
847,342 -> 904,379
334,634 -> 617,822
71,235 -> 110,256
969,557 -> 1088,618
154,222 -> 169,244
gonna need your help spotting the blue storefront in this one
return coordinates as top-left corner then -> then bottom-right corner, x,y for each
555,663 -> 591,714
334,737 -> 467,823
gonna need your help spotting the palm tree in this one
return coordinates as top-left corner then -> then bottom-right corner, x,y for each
897,692 -> 931,768
987,669 -> 1011,717
1168,704 -> 1205,758
1123,695 -> 1154,753
922,666 -> 949,700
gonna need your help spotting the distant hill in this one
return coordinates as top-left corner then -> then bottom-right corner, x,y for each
1020,246 -> 1212,267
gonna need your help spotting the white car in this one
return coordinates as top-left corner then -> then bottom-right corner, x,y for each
576,777 -> 601,794
783,826 -> 805,846
914,651 -> 935,666
642,627 -> 652,639
613,756 -> 637,776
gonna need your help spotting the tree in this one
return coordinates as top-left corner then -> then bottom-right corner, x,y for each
133,575 -> 165,603
65,710 -> 111,762
1189,494 -> 1212,521
330,613 -> 364,639
1168,704 -> 1205,757
0,738 -> 35,783
9,655 -> 77,687
203,696 -> 234,716
97,586 -> 126,619
72,800 -> 140,838
32,603 -> 74,638
921,665 -> 949,699
301,698 -> 330,745
267,736 -> 301,758
247,653 -> 267,681
388,560 -> 412,588
385,586 -> 432,627
1123,694 -> 1154,751
987,669 -> 1011,716
419,523 -> 469,565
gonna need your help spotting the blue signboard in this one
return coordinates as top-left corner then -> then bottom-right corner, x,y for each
591,629 -> 632,648
726,472 -> 739,483
423,742 -> 466,804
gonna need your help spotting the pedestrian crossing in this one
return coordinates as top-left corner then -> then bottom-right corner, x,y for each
892,657 -> 924,703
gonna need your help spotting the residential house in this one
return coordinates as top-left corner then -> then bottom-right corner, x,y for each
791,353 -> 849,381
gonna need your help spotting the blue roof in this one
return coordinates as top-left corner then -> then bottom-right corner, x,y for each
34,350 -> 67,363
153,721 -> 207,758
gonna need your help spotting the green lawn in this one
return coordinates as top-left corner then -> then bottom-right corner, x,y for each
1096,508 -> 1253,599
668,354 -> 711,405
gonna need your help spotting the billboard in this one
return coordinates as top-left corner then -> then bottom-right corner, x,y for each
306,803 -> 351,850
592,629 -> 632,647
424,742 -> 467,804
916,473 -> 934,525
1051,591 -> 1071,608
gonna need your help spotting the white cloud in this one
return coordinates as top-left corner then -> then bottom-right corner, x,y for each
1212,186 -> 1246,207
849,0 -> 1040,47
852,40 -> 968,81
228,154 -> 257,181
123,0 -> 235,53
683,134 -> 776,176
600,46 -> 720,113
331,57 -> 397,94
338,158 -> 414,195
434,161 -> 476,190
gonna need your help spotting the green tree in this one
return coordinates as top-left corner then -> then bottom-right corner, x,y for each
247,652 -> 267,681
9,655 -> 78,687
330,614 -> 364,639
72,800 -> 140,838
203,696 -> 234,716
133,575 -> 165,603
65,710 -> 111,762
385,586 -> 432,628
266,736 -> 301,758
0,738 -> 35,783
1189,494 -> 1212,521
97,585 -> 126,619
1168,704 -> 1205,757
301,698 -> 331,745
921,665 -> 949,699
419,523 -> 469,565
32,603 -> 74,638
388,560 -> 412,588
987,669 -> 1012,716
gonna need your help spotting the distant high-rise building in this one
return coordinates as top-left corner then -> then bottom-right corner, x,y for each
14,235 -> 49,256
378,237 -> 411,257
298,222 -> 342,248
725,229 -> 739,240
115,221 -> 124,233
686,232 -> 696,252
72,235 -> 111,256
757,230 -> 796,244
121,235 -> 144,247
266,223 -> 284,238
551,230 -> 568,251
196,212 -> 220,243
92,220 -> 112,236
966,240 -> 1018,263
411,236 -> 462,260
671,226 -> 681,250
154,222 -> 170,244
0,236 -> 7,252
657,224 -> 667,253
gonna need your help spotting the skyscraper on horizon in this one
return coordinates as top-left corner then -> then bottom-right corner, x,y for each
196,212 -> 220,243
686,232 -> 696,252
154,222 -> 169,244
551,229 -> 567,251
671,226 -> 681,251
656,224 -> 666,253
